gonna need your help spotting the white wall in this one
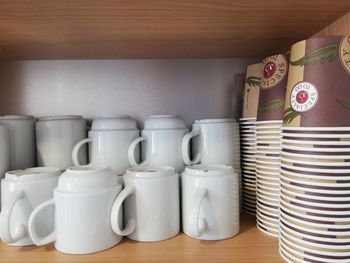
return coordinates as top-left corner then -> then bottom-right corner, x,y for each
0,59 -> 257,126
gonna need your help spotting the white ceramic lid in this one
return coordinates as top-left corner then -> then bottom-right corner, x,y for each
125,165 -> 175,178
38,115 -> 84,122
1,115 -> 35,121
184,164 -> 234,177
194,118 -> 235,125
144,115 -> 186,130
57,166 -> 118,192
4,167 -> 61,182
91,116 -> 137,130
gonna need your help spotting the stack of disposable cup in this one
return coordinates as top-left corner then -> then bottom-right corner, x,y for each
232,120 -> 242,209
256,53 -> 289,237
240,63 -> 261,215
280,36 -> 350,263
240,117 -> 258,214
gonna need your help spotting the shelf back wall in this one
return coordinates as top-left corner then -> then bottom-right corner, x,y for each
0,59 -> 256,126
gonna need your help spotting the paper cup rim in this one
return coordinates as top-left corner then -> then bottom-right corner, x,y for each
280,199 -> 350,216
283,144 -> 350,153
281,156 -> 350,167
280,179 -> 350,195
281,151 -> 350,160
282,138 -> 350,146
281,132 -> 350,138
281,168 -> 350,182
280,234 -> 350,259
280,208 -> 350,232
281,162 -> 350,174
256,120 -> 283,124
283,127 -> 350,131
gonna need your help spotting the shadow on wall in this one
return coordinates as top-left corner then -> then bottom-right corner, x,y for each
230,73 -> 245,120
0,59 -> 256,126
0,61 -> 26,115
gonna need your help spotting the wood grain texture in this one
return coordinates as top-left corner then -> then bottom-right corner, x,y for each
313,11 -> 350,37
0,0 -> 349,59
0,214 -> 283,263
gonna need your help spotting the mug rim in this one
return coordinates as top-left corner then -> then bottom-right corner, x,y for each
4,167 -> 61,182
37,115 -> 83,121
125,165 -> 176,179
183,164 -> 234,177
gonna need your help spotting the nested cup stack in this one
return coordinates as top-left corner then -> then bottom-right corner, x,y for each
240,63 -> 261,215
255,53 -> 289,237
279,36 -> 350,263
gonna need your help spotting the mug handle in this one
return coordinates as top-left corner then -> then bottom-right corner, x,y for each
72,138 -> 92,166
0,190 -> 27,243
110,185 -> 136,236
28,199 -> 56,246
189,187 -> 208,238
182,129 -> 201,165
128,136 -> 147,167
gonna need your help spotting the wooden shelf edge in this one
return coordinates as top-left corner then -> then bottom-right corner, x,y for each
0,213 -> 283,263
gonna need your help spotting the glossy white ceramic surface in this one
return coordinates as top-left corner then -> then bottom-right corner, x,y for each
128,116 -> 188,172
0,125 -> 10,180
182,118 -> 238,166
1,115 -> 36,170
28,166 -> 123,254
182,164 -> 240,240
111,166 -> 180,242
91,116 -> 137,130
57,166 -> 118,192
0,167 -> 61,246
143,115 -> 187,130
36,115 -> 87,169
72,117 -> 140,175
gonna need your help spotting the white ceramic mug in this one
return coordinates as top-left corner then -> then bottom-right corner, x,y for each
182,119 -> 238,166
0,124 -> 10,179
36,115 -> 88,169
182,164 -> 240,240
28,166 -> 123,254
0,167 -> 61,246
1,115 -> 36,170
128,115 -> 188,172
72,117 -> 139,175
111,165 -> 180,242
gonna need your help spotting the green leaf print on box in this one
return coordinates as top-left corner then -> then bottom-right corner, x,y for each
290,44 -> 338,66
258,99 -> 284,113
246,76 -> 261,87
283,107 -> 308,124
336,98 -> 350,110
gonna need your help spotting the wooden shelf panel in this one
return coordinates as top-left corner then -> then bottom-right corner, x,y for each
0,1 -> 349,59
0,214 -> 283,262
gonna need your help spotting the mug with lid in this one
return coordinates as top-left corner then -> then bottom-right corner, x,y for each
72,116 -> 139,175
111,165 -> 180,242
0,167 -> 61,246
36,115 -> 87,169
28,166 -> 123,254
182,118 -> 238,166
1,115 -> 36,170
128,115 -> 188,172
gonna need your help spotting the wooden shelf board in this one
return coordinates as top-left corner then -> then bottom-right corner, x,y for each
0,213 -> 284,262
0,1 -> 349,59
